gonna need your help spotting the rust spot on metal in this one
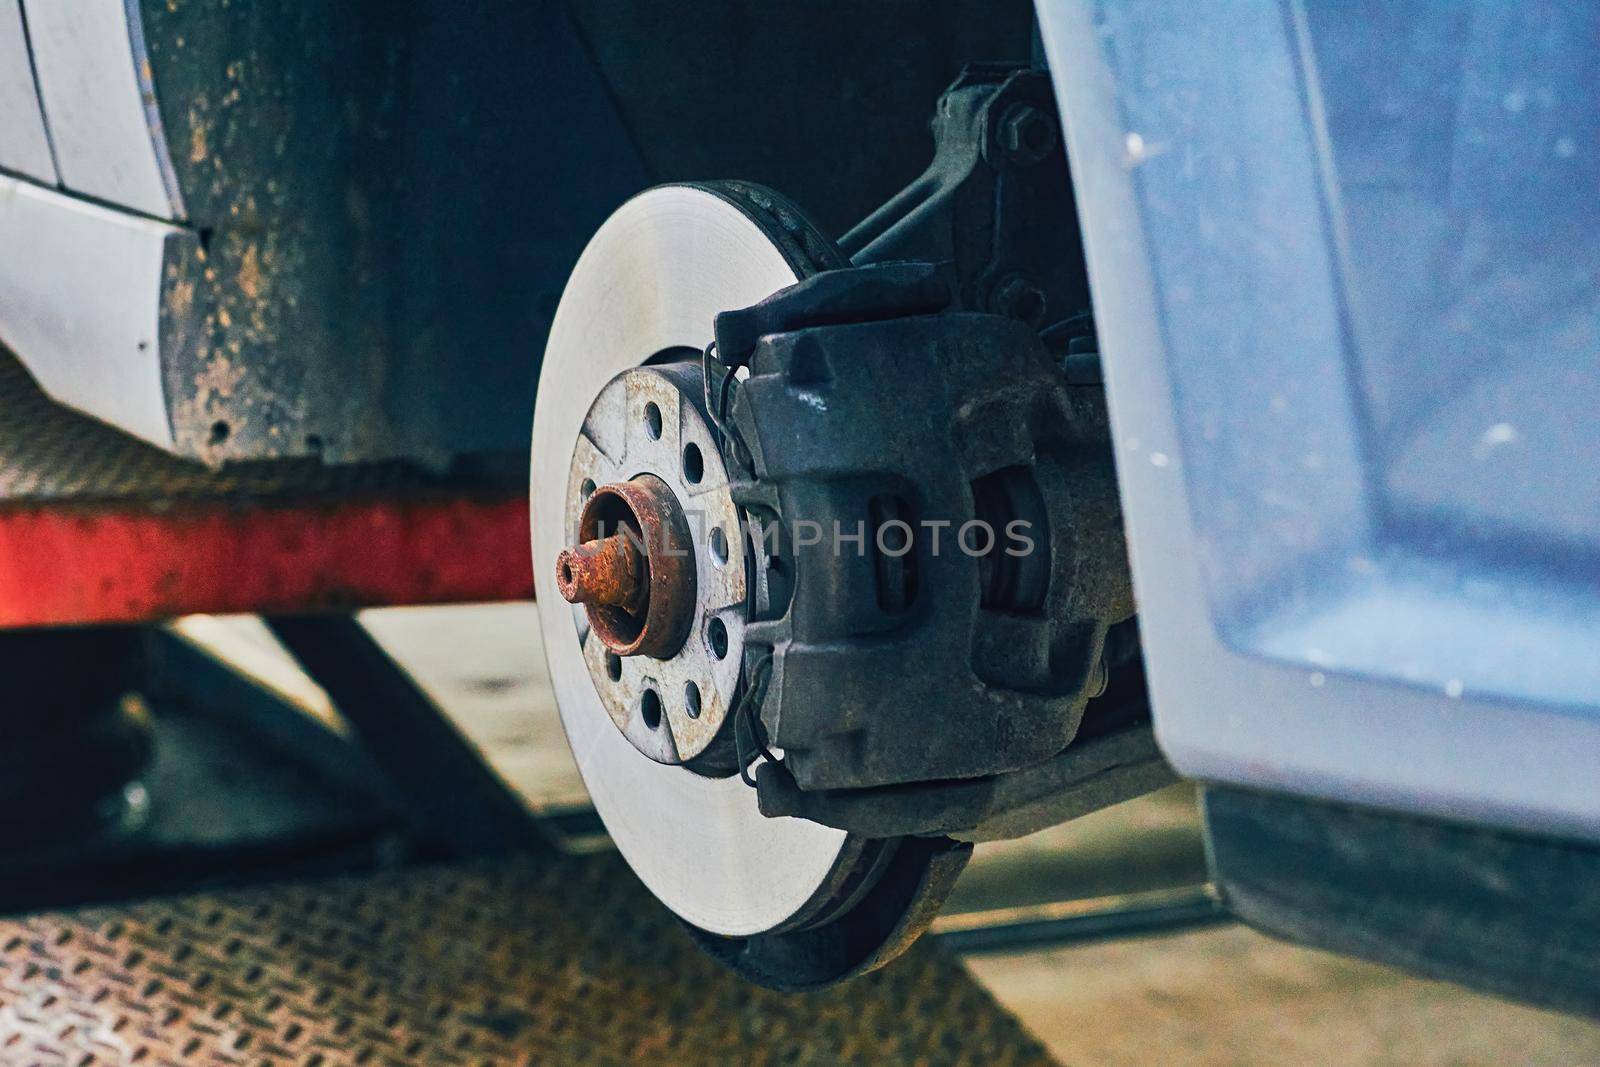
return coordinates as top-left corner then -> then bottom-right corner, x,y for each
236,243 -> 263,300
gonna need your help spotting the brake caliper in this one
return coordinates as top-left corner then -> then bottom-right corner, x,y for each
705,259 -> 1140,839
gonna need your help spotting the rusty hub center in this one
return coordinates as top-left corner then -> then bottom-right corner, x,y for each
556,474 -> 696,659
557,359 -> 748,768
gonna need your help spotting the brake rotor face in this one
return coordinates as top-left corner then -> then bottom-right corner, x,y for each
532,184 -> 853,938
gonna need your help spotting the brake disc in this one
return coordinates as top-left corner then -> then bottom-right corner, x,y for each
531,182 -> 967,988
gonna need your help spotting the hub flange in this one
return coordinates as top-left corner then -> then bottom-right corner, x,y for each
561,361 -> 746,767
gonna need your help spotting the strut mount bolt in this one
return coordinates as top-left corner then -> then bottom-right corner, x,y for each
998,102 -> 1058,168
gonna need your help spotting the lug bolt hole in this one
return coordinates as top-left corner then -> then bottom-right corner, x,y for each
684,681 -> 702,719
708,617 -> 728,659
709,527 -> 728,567
682,442 -> 704,484
641,687 -> 662,729
580,477 -> 596,500
644,402 -> 663,440
605,652 -> 622,681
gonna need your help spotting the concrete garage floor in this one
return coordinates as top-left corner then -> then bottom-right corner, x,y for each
943,788 -> 1600,1065
969,924 -> 1600,1066
183,604 -> 1600,1064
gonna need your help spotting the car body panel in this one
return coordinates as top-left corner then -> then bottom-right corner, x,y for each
23,0 -> 184,218
1039,0 -> 1600,840
0,0 -> 56,183
0,175 -> 188,447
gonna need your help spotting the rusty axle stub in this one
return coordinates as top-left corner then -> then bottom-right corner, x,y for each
556,533 -> 646,614
564,475 -> 696,660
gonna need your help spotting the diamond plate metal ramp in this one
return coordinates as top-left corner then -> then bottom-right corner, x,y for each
0,854 -> 1053,1065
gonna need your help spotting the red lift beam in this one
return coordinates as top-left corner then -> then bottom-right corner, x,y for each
0,353 -> 533,627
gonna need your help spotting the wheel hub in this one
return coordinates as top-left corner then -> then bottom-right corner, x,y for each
558,361 -> 744,766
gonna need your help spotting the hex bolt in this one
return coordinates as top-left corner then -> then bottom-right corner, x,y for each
998,102 -> 1058,168
556,533 -> 647,615
990,274 -> 1048,328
